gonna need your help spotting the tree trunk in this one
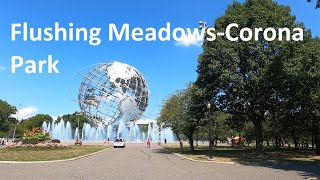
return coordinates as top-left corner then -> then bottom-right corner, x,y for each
312,132 -> 315,150
275,136 -> 279,149
292,133 -> 298,148
253,118 -> 264,154
314,119 -> 320,155
281,139 -> 284,147
266,138 -> 270,146
188,136 -> 194,151
175,133 -> 183,151
195,133 -> 199,147
215,137 -> 218,147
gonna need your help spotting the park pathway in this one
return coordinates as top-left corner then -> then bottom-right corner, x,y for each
0,143 -> 318,180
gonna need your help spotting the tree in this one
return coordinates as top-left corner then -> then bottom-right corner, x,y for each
283,38 -> 320,154
307,0 -> 320,9
158,91 -> 186,151
56,112 -> 87,131
213,112 -> 231,146
158,83 -> 207,151
17,114 -> 53,137
182,84 -> 208,151
0,99 -> 17,136
196,0 -> 313,154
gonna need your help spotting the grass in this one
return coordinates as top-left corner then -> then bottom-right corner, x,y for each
162,145 -> 320,164
0,145 -> 109,161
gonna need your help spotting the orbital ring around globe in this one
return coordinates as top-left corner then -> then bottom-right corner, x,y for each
75,62 -> 150,127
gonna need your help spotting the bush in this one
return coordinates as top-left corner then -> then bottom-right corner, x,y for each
8,142 -> 68,149
22,127 -> 51,144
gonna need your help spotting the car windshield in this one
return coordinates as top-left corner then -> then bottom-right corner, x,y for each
115,139 -> 123,142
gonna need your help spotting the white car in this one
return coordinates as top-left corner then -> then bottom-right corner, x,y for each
114,138 -> 126,148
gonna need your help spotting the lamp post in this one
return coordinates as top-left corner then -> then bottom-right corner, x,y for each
158,124 -> 161,146
76,113 -> 81,139
199,21 -> 207,29
207,101 -> 213,160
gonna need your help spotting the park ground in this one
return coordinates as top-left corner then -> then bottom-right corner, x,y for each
161,143 -> 320,164
0,142 -> 319,180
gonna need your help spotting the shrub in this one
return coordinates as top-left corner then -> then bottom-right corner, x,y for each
22,127 -> 51,143
8,142 -> 68,149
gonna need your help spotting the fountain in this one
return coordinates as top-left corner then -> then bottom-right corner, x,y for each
42,120 -> 72,141
82,122 -> 106,141
42,119 -> 176,142
107,124 -> 112,140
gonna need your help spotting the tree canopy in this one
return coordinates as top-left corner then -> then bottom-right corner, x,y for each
0,99 -> 17,136
196,0 -> 320,154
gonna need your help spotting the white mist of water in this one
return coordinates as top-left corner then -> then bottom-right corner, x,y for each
42,120 -> 176,142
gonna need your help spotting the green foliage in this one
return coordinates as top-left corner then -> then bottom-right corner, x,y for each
140,124 -> 148,133
22,127 -> 51,142
0,99 -> 17,135
56,112 -> 88,131
15,114 -> 53,137
158,90 -> 186,138
20,114 -> 53,129
195,0 -> 318,154
158,83 -> 208,150
214,112 -> 232,141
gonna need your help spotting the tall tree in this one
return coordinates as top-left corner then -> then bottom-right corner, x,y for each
56,112 -> 87,131
19,114 -> 53,130
0,99 -> 17,134
284,38 -> 320,154
158,91 -> 186,151
158,84 -> 206,151
196,0 -> 313,153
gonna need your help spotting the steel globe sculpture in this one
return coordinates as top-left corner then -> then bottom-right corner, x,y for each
78,62 -> 149,126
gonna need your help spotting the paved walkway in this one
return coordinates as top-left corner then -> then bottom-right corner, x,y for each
0,143 -> 319,180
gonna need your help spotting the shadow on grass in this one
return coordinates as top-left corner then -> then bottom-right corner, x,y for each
159,145 -> 320,178
152,147 -> 174,155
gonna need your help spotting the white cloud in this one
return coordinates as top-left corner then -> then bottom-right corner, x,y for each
175,34 -> 203,47
0,66 -> 6,71
11,106 -> 38,120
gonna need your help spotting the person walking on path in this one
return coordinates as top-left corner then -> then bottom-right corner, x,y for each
164,138 -> 167,144
147,138 -> 151,148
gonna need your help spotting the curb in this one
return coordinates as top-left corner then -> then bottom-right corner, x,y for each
0,148 -> 110,164
158,146 -> 235,164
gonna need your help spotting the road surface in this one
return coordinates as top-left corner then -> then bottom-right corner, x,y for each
0,143 -> 319,180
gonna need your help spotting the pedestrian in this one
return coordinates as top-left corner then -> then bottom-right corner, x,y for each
107,138 -> 110,144
147,138 -> 150,148
164,138 -> 167,144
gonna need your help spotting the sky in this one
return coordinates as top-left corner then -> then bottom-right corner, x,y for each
0,0 -> 319,121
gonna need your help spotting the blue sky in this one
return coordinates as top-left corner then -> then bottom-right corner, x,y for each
0,0 -> 319,120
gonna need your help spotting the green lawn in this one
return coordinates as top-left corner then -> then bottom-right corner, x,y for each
0,145 -> 109,161
162,145 -> 320,164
